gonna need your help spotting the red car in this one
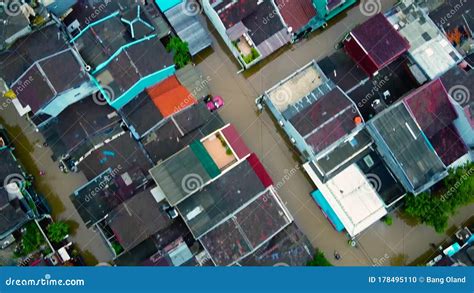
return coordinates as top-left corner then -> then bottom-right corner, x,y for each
205,95 -> 224,112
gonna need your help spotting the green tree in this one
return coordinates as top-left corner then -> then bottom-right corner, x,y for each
166,37 -> 191,69
47,221 -> 70,243
307,249 -> 332,266
404,163 -> 474,233
21,222 -> 44,254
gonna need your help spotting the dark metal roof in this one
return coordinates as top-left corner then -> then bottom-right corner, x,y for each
176,159 -> 266,238
40,96 -> 122,161
164,1 -> 212,56
120,91 -> 164,138
0,188 -> 29,238
78,132 -> 153,181
368,103 -> 446,192
239,223 -> 314,267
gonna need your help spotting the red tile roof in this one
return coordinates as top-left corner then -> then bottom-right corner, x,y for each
221,124 -> 251,160
146,75 -> 197,118
404,79 -> 467,165
247,154 -> 273,188
276,0 -> 317,32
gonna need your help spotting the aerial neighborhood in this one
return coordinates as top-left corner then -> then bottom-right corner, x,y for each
0,0 -> 472,268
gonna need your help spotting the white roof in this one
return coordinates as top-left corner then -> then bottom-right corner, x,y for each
304,163 -> 387,237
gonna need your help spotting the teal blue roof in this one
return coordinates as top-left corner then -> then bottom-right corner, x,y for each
311,190 -> 345,232
155,0 -> 182,12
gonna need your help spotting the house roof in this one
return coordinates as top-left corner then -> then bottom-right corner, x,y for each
345,13 -> 409,75
175,64 -> 211,99
289,87 -> 361,154
304,162 -> 387,237
199,189 -> 291,266
176,158 -> 268,238
0,187 -> 29,238
40,96 -> 123,161
239,223 -> 314,266
94,35 -> 174,101
78,132 -> 153,181
0,24 -> 69,86
241,1 -> 286,46
71,167 -> 146,227
12,49 -> 89,114
368,103 -> 446,193
141,103 -> 225,163
147,75 -> 197,118
275,0 -> 316,33
404,79 -> 467,166
0,148 -> 23,184
388,2 -> 460,80
213,0 -> 258,30
107,187 -> 173,251
120,91 -> 164,138
164,1 -> 212,56
440,67 -> 474,127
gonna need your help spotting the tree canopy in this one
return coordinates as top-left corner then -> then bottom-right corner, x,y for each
404,163 -> 474,233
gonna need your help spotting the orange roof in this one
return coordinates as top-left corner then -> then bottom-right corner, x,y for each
147,76 -> 196,117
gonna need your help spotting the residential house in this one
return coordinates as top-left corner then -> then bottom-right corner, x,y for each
42,0 -> 78,17
155,0 -> 212,56
65,2 -> 176,110
343,13 -> 410,76
427,226 -> 474,267
38,95 -> 123,167
201,0 -> 291,69
428,0 -> 474,62
386,0 -> 462,82
258,60 -> 405,237
0,2 -> 32,50
150,124 -> 311,266
403,79 -> 469,167
440,66 -> 474,149
367,102 -> 447,195
0,23 -> 95,121
276,0 -> 356,42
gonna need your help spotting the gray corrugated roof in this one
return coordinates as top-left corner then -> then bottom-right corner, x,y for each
164,2 -> 212,56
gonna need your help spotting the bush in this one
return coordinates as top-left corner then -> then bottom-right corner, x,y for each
404,163 -> 474,233
166,37 -> 191,69
383,216 -> 393,226
307,249 -> 332,266
21,222 -> 45,255
47,221 -> 70,243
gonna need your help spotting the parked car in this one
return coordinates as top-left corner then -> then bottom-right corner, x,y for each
204,95 -> 224,112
